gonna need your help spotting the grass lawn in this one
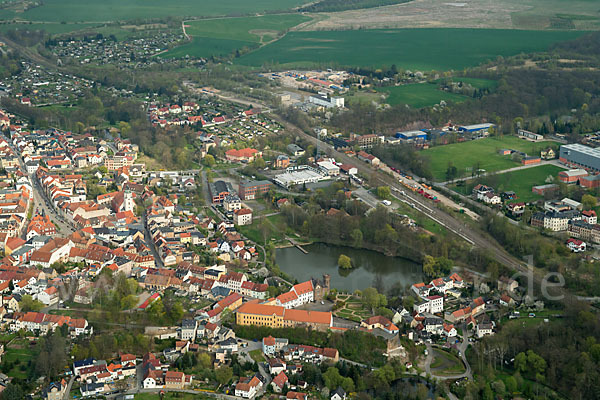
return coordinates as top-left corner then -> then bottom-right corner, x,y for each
394,199 -> 448,235
452,164 -> 566,203
431,348 -> 466,376
377,83 -> 468,108
1,0 -> 312,23
421,136 -> 560,181
236,29 -> 586,70
239,214 -> 287,244
249,349 -> 266,363
2,343 -> 37,380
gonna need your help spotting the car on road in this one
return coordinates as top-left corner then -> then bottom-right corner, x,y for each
382,200 -> 391,206
529,313 -> 536,318
320,301 -> 324,305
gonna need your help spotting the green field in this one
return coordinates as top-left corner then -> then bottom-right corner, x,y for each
0,22 -> 101,34
452,164 -> 566,203
422,136 -> 560,182
236,29 -> 586,70
185,15 -> 310,43
161,37 -> 255,59
162,14 -> 310,59
0,0 -> 312,23
377,83 -> 468,108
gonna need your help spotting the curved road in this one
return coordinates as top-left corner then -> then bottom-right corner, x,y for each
424,341 -> 472,381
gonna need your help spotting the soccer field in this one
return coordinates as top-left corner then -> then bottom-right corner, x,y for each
422,136 -> 560,182
236,28 -> 586,70
377,83 -> 468,108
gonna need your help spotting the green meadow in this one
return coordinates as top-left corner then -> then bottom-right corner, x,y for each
377,83 -> 468,108
162,14 -> 310,59
161,37 -> 255,59
236,29 -> 586,70
421,136 -> 560,182
184,14 -> 310,43
452,164 -> 566,203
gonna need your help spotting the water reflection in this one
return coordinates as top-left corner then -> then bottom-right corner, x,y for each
276,242 -> 423,292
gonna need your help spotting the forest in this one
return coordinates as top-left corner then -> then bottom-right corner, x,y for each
462,300 -> 600,399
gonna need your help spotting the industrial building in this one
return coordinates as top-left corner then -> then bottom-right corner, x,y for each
316,161 -> 340,177
308,95 -> 344,109
238,180 -> 272,200
273,166 -> 329,188
559,144 -> 600,172
287,144 -> 305,157
458,123 -> 495,133
558,169 -> 588,184
209,180 -> 234,204
395,130 -> 427,142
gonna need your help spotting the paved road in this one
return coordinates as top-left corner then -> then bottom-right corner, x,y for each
30,175 -> 76,234
2,134 -> 75,235
62,375 -> 75,400
141,213 -> 164,268
424,342 -> 471,381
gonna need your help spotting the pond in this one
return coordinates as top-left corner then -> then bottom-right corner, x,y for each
276,242 -> 423,292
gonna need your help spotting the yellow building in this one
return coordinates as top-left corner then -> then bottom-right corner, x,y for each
236,303 -> 284,328
236,302 -> 332,331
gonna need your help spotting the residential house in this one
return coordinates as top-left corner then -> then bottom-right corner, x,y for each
331,387 -> 347,400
